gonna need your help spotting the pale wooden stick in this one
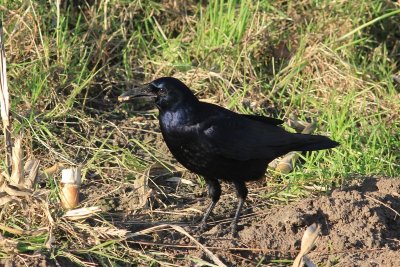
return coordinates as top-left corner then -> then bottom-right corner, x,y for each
0,21 -> 12,173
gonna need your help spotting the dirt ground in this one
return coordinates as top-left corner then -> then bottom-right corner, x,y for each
81,172 -> 400,266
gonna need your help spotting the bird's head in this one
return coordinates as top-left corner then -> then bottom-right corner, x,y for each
119,77 -> 198,111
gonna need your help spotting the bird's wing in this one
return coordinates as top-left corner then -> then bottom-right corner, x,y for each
198,115 -> 294,161
242,114 -> 284,125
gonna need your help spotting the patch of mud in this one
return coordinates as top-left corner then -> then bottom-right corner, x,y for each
132,177 -> 400,266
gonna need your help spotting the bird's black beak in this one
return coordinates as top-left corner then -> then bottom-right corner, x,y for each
118,83 -> 156,102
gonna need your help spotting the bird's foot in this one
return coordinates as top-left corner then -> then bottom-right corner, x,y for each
195,221 -> 208,235
218,222 -> 240,238
231,222 -> 239,238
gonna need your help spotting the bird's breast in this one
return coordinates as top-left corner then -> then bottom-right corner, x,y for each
162,129 -> 214,172
159,110 -> 208,168
158,109 -> 268,181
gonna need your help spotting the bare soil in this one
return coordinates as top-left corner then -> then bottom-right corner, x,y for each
80,172 -> 400,266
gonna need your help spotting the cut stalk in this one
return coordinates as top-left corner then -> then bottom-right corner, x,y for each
0,21 -> 12,174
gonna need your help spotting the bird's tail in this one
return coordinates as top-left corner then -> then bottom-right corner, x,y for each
291,134 -> 339,152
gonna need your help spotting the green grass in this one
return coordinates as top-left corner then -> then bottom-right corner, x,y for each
0,0 -> 399,266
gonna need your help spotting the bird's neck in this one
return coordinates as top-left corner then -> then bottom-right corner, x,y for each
159,103 -> 200,131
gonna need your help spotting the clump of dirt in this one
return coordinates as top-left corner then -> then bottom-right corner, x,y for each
130,177 -> 400,266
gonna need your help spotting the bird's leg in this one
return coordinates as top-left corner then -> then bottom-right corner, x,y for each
198,178 -> 221,232
230,180 -> 248,237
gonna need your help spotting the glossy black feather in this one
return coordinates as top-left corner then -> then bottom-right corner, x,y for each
242,114 -> 284,125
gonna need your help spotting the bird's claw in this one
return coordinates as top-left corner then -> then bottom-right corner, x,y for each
218,222 -> 239,238
231,223 -> 239,238
195,221 -> 208,235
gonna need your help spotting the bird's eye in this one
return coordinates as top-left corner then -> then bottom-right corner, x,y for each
149,84 -> 158,92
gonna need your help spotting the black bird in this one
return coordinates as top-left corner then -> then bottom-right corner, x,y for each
119,77 -> 339,236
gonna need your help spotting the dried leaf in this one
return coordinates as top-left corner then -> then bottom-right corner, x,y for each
44,163 -> 64,175
37,162 -> 64,181
0,193 -> 17,206
135,171 -> 150,207
0,170 -> 9,180
1,182 -> 31,197
63,206 -> 102,220
275,151 -> 299,174
24,159 -> 40,189
0,223 -> 24,235
45,230 -> 55,249
292,223 -> 319,267
92,226 -> 129,238
287,115 -> 307,133
300,223 -> 319,255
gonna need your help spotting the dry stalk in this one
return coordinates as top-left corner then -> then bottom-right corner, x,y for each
0,20 -> 12,173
